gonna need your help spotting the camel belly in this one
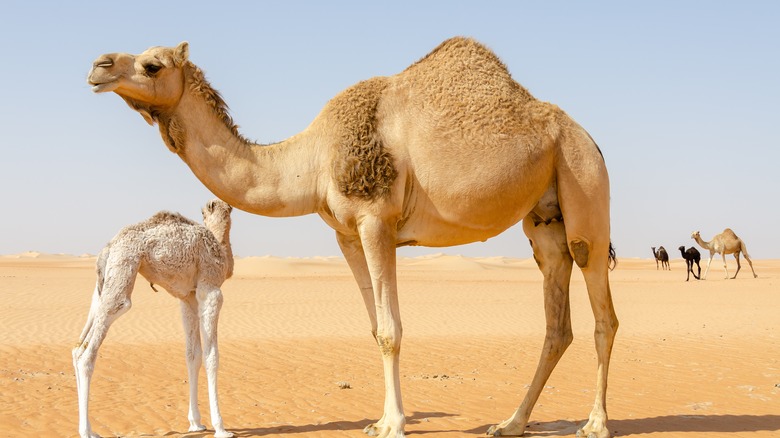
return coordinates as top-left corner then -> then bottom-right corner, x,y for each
396,215 -> 515,247
394,144 -> 555,247
396,178 -> 546,247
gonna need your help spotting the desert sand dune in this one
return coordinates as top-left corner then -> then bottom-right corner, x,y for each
0,255 -> 778,437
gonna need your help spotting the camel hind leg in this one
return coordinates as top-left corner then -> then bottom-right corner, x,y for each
572,241 -> 618,438
557,131 -> 617,438
72,263 -> 136,438
559,212 -> 617,438
488,215 -> 574,436
744,254 -> 758,278
738,244 -> 758,278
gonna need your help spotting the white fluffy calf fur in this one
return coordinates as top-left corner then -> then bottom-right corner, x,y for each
72,199 -> 234,438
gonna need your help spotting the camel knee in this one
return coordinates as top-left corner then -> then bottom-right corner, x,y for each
73,346 -> 97,376
544,327 -> 573,358
375,329 -> 402,356
594,317 -> 619,343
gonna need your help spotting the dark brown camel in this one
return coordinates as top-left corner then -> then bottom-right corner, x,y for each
679,246 -> 701,281
652,246 -> 670,270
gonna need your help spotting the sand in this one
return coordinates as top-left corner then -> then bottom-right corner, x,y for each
1,253 -> 778,437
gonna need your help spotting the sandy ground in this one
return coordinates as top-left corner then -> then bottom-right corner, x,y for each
1,253 -> 778,438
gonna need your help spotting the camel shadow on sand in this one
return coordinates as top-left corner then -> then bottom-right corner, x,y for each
224,411 -> 456,436
118,412 -> 780,437
465,414 -> 780,436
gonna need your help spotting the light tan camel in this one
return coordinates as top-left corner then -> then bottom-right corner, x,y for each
692,229 -> 757,280
72,200 -> 234,438
88,37 -> 618,438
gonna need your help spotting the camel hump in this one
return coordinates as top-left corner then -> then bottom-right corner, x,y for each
405,37 -> 510,79
403,36 -> 533,102
722,228 -> 739,239
148,210 -> 198,226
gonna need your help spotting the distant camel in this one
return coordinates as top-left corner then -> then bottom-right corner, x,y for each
678,246 -> 701,281
692,229 -> 758,279
72,200 -> 234,438
652,246 -> 670,270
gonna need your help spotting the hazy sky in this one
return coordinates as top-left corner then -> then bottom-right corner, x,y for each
2,1 -> 778,259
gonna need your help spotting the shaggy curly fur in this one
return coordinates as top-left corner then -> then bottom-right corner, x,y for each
328,76 -> 398,199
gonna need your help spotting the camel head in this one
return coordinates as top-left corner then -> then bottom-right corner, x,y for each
691,231 -> 700,240
88,42 -> 190,125
202,199 -> 233,234
678,246 -> 686,251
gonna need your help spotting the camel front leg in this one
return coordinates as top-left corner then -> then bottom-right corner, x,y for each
722,253 -> 730,279
703,253 -> 714,280
353,217 -> 405,438
488,219 -> 573,436
180,293 -> 205,433
337,232 -> 378,339
196,284 -> 233,438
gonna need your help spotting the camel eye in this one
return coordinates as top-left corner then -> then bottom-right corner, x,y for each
144,63 -> 162,75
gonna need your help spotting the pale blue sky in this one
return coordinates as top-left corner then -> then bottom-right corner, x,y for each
1,1 -> 778,259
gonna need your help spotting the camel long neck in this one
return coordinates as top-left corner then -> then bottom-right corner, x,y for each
694,235 -> 710,249
157,81 -> 326,217
212,226 -> 234,279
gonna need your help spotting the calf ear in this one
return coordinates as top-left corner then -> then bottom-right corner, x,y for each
174,42 -> 189,66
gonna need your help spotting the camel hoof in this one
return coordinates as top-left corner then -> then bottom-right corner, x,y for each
188,424 -> 206,432
486,422 -> 524,436
576,426 -> 610,438
214,431 -> 234,438
363,423 -> 405,438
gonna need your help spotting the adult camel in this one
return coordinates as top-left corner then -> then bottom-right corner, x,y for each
692,229 -> 757,279
87,37 -> 617,438
652,246 -> 670,270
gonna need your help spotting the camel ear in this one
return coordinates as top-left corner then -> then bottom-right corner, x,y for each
174,41 -> 189,66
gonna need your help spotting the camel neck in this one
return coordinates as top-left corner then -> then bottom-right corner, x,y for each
157,86 -> 326,218
217,230 -> 234,279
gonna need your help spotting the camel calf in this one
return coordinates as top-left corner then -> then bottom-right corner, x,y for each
72,199 -> 234,438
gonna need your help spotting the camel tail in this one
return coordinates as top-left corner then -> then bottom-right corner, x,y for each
608,242 -> 617,271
